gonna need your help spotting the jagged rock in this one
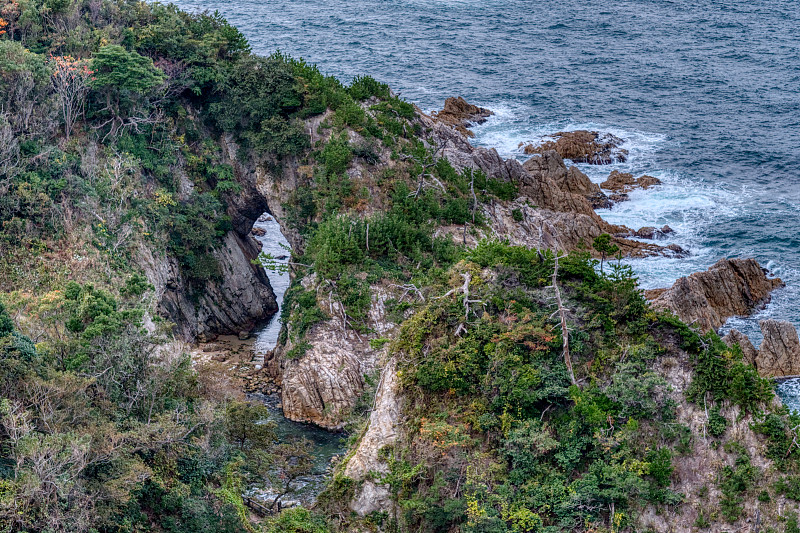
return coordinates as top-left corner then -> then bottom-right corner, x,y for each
250,226 -> 267,236
521,151 -> 613,219
479,200 -> 666,258
257,213 -> 273,222
722,329 -> 758,365
647,258 -> 784,332
431,96 -> 493,137
139,231 -> 278,342
600,170 -> 662,196
661,225 -> 674,234
522,130 -> 628,164
344,358 -> 400,516
636,227 -> 658,239
549,162 -> 611,209
756,320 -> 800,377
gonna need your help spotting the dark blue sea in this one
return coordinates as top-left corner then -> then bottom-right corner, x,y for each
169,0 -> 800,403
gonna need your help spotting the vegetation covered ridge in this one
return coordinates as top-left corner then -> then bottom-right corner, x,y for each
0,1 -> 797,533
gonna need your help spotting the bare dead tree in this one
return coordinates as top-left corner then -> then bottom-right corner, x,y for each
550,253 -> 576,386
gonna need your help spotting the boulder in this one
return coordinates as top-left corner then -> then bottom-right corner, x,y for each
756,320 -> 800,377
251,226 -> 267,237
522,130 -> 628,164
721,329 -> 758,365
633,226 -> 674,240
431,96 -> 493,137
647,258 -> 784,332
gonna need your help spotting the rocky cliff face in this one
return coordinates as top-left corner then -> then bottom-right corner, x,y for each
646,258 -> 783,332
275,280 -> 399,430
140,230 -> 278,342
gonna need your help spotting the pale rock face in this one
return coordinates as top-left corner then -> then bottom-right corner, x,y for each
756,320 -> 800,377
647,258 -> 783,332
278,284 -> 398,430
139,231 -> 277,342
280,324 -> 375,430
344,358 -> 400,516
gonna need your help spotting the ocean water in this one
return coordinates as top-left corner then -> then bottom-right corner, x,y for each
170,0 -> 799,396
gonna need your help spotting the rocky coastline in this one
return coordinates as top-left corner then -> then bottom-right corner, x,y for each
172,93 -> 797,527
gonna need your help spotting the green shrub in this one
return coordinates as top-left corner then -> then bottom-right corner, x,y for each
348,75 -> 390,101
707,405 -> 728,437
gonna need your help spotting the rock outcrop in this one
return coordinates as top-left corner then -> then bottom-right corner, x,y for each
600,170 -> 662,203
647,258 -> 784,332
431,96 -> 493,137
279,326 -> 375,429
140,231 -> 277,342
276,281 -> 398,429
721,328 -> 758,365
343,358 -> 400,515
522,130 -> 628,164
522,151 -> 611,210
755,320 -> 800,377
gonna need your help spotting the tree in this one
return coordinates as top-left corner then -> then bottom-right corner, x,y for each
89,45 -> 165,138
267,437 -> 313,511
0,300 -> 13,337
225,401 -> 276,451
593,233 -> 619,275
50,55 -> 93,139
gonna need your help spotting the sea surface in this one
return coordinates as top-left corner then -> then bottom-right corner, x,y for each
169,0 -> 800,404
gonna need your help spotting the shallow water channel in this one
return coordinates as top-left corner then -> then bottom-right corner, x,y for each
245,214 -> 347,507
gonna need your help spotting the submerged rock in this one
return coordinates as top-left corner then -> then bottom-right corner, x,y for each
522,130 -> 628,164
647,258 -> 784,332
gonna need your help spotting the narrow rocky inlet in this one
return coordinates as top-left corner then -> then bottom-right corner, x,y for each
246,214 -> 347,508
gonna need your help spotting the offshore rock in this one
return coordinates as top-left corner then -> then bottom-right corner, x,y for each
140,231 -> 277,342
522,130 -> 628,164
756,320 -> 800,377
600,170 -> 662,195
647,258 -> 783,332
722,329 -> 758,365
431,96 -> 493,137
